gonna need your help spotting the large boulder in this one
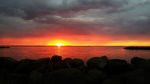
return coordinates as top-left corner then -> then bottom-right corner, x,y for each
28,71 -> 43,84
15,59 -> 35,73
52,58 -> 85,70
87,56 -> 108,70
86,69 -> 107,84
103,59 -> 130,75
51,55 -> 62,63
35,58 -> 50,65
62,58 -> 73,68
71,59 -> 85,68
0,57 -> 17,71
120,69 -> 150,84
102,79 -> 123,84
57,58 -> 73,68
0,72 -> 28,84
33,58 -> 51,71
131,57 -> 150,70
44,68 -> 86,84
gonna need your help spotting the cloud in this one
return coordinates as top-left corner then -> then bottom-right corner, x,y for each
0,0 -> 127,19
0,0 -> 150,41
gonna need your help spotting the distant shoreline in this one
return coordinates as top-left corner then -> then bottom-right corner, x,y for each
124,46 -> 150,50
0,46 -> 10,48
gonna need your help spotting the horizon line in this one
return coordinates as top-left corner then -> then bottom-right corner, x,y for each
0,45 -> 150,47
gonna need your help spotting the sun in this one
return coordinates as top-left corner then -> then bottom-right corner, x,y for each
47,40 -> 70,46
55,43 -> 64,47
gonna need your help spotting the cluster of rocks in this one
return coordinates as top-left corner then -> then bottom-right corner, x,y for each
0,55 -> 150,84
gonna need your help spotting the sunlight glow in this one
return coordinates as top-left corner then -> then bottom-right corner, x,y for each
106,41 -> 150,46
55,43 -> 64,47
47,39 -> 70,46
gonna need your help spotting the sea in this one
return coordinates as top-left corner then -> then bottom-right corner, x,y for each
0,46 -> 150,62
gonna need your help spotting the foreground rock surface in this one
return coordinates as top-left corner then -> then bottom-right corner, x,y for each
0,56 -> 150,84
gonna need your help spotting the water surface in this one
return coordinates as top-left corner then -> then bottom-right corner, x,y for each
0,46 -> 150,61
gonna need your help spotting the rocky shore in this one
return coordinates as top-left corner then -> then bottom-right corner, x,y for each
0,55 -> 150,84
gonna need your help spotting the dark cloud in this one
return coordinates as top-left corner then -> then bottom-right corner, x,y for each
0,0 -> 127,19
0,0 -> 150,41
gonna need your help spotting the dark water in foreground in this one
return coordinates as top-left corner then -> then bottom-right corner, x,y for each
0,46 -> 150,61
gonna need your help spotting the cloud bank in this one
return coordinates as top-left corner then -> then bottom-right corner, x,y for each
0,0 -> 150,42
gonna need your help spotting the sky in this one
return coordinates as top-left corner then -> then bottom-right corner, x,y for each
0,0 -> 150,46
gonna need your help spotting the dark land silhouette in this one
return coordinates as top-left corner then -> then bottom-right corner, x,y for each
0,46 -> 10,48
0,55 -> 150,84
124,46 -> 150,50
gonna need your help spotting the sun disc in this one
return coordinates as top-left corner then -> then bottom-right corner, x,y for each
56,43 -> 64,47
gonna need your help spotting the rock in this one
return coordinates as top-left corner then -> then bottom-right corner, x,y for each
45,68 -> 85,84
87,56 -> 108,69
34,58 -> 51,71
51,55 -> 62,63
52,58 -> 73,69
61,58 -> 85,69
71,59 -> 85,68
104,59 -> 130,75
62,58 -> 73,68
86,69 -> 107,84
145,60 -> 150,71
0,57 -> 18,71
15,59 -> 35,73
131,57 -> 145,64
35,58 -> 50,65
0,72 -> 28,84
63,58 -> 73,62
120,69 -> 150,84
28,71 -> 43,84
52,58 -> 85,70
131,57 -> 150,71
102,79 -> 123,84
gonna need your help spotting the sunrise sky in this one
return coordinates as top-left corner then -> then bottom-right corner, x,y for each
0,0 -> 150,46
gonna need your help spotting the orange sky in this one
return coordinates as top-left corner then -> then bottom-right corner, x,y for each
1,35 -> 150,46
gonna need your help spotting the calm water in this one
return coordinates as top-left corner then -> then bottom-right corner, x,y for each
0,46 -> 150,61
